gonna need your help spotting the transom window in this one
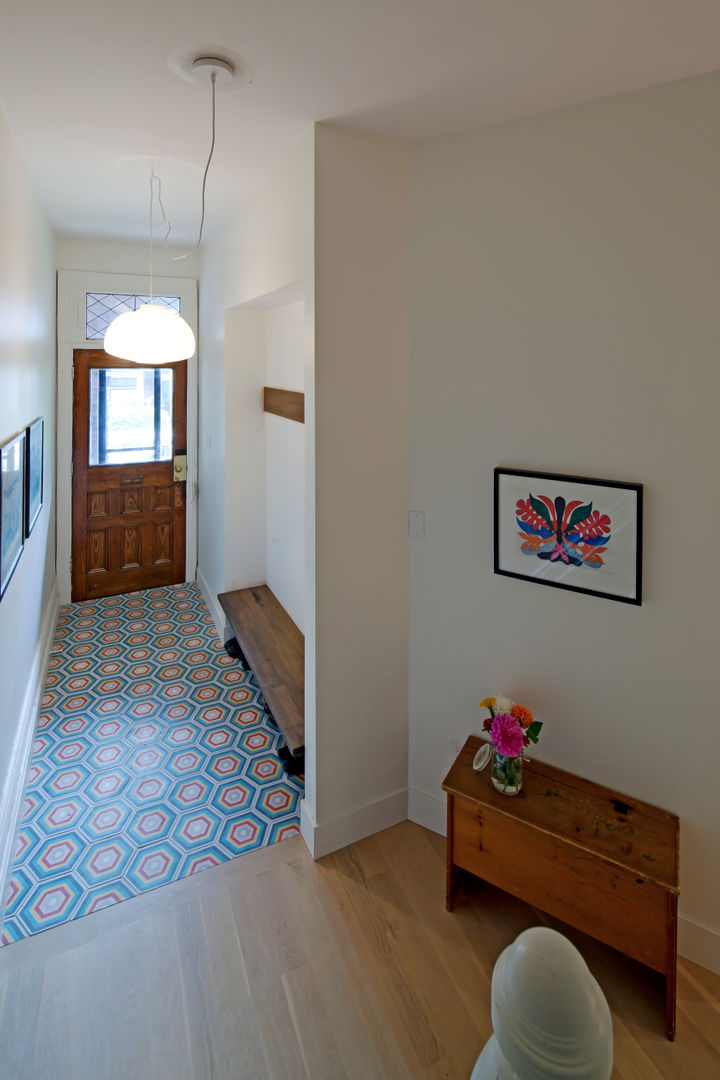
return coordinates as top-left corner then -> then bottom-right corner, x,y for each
86,292 -> 181,340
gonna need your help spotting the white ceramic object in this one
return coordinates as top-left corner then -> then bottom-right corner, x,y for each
471,927 -> 613,1080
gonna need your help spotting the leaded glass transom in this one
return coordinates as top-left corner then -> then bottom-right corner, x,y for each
86,293 -> 181,340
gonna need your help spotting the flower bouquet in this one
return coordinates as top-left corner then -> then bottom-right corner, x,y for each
477,695 -> 542,795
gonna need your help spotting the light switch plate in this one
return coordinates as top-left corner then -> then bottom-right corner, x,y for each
409,511 -> 425,539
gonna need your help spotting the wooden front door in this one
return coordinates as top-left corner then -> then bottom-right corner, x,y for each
71,349 -> 187,602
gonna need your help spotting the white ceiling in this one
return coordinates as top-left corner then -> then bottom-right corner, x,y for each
1,0 -> 719,245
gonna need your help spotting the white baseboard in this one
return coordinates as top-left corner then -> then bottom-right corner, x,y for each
195,567 -> 226,641
299,798 -> 315,856
0,580 -> 59,906
408,788 -> 446,836
300,789 -> 409,860
678,914 -> 720,976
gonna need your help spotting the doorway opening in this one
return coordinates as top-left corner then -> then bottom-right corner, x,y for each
57,269 -> 199,605
71,349 -> 187,602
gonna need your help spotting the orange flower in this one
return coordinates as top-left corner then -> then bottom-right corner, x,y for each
511,704 -> 533,729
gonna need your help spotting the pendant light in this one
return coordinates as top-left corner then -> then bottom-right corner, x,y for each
104,57 -> 235,364
103,296 -> 196,365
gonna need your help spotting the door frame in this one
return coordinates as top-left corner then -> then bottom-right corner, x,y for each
57,269 -> 198,604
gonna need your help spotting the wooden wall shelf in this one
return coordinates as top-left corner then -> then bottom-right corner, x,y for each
263,387 -> 304,424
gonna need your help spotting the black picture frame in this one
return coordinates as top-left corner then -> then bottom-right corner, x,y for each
1,430 -> 26,599
25,417 -> 44,537
494,467 -> 643,605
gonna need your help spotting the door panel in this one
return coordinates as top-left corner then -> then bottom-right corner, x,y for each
72,350 -> 186,602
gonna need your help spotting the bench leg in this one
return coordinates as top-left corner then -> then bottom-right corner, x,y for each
447,863 -> 460,912
277,744 -> 304,777
224,637 -> 249,670
446,794 -> 459,911
665,892 -> 678,1040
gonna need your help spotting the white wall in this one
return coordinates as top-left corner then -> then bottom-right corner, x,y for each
309,126 -> 410,850
408,72 -> 720,968
0,105 -> 57,892
265,301 -> 305,632
55,237 -> 200,279
222,307 -> 266,598
198,132 -> 314,611
199,126 -> 411,858
197,129 -> 316,798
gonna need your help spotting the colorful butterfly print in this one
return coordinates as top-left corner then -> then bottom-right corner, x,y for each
516,494 -> 611,568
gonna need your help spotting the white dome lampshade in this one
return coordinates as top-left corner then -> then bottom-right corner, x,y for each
104,303 -> 195,365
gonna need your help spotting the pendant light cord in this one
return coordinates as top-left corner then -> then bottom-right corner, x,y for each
149,170 -> 154,302
150,70 -> 217,263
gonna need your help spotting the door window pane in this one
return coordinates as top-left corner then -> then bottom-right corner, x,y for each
89,368 -> 173,465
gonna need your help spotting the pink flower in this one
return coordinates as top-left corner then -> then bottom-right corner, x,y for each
490,713 -> 524,758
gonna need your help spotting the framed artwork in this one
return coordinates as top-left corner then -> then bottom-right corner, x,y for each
1,430 -> 26,598
494,467 -> 643,605
25,417 -> 44,537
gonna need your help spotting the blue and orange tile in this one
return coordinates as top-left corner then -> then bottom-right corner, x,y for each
1,583 -> 302,944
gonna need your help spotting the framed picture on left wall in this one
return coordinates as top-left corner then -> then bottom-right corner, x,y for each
25,416 -> 44,537
1,429 -> 26,598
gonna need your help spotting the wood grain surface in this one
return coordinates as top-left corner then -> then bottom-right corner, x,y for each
0,823 -> 716,1079
452,793 -> 669,970
443,736 -> 680,1038
219,585 -> 304,755
71,350 -> 187,601
443,736 -> 678,887
263,387 -> 305,424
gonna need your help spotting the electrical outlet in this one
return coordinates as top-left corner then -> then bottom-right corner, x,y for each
448,738 -> 463,761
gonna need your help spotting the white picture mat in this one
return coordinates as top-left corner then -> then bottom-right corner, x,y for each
1,434 -> 25,594
26,418 -> 43,533
496,472 -> 639,600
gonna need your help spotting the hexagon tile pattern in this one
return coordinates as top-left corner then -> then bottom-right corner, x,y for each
1,584 -> 302,945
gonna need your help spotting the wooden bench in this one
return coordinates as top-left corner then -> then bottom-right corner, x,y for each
218,585 -> 304,772
443,736 -> 680,1039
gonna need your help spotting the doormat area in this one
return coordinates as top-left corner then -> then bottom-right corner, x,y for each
1,584 -> 302,945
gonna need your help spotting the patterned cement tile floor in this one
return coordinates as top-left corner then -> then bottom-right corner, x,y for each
1,583 -> 302,945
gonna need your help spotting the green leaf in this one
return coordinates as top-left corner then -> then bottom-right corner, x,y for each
526,720 -> 542,744
529,493 -> 552,526
567,502 -> 592,529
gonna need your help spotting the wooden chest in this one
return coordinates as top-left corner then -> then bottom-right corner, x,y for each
442,736 -> 679,1039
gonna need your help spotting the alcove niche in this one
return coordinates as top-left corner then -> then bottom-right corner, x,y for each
221,284 -> 314,813
223,287 -> 307,633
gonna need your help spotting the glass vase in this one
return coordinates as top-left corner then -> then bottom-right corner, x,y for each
491,748 -> 523,795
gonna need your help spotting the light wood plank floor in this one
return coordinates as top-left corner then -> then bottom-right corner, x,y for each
0,821 -> 718,1079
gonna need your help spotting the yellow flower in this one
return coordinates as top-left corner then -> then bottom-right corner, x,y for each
479,696 -> 496,710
